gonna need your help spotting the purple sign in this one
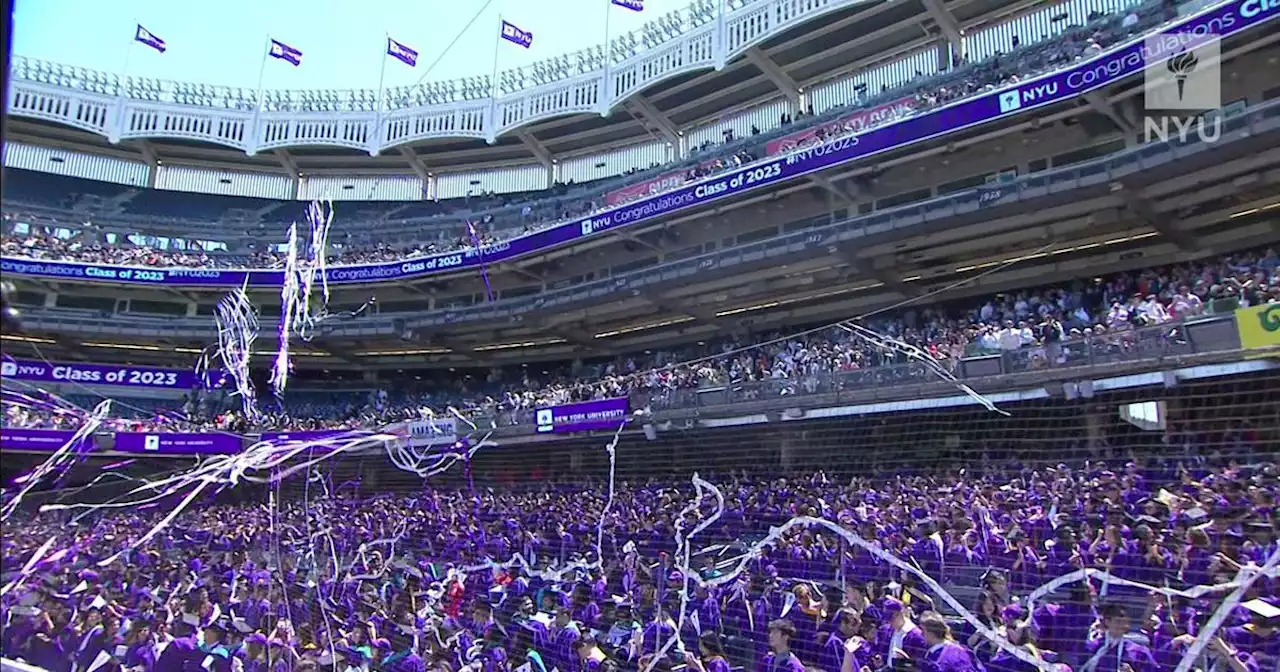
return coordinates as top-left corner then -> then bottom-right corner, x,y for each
1,428 -> 93,452
113,432 -> 242,455
1,358 -> 196,389
0,0 -> 1272,290
535,397 -> 629,434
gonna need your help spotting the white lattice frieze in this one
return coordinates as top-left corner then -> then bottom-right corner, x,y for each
119,104 -> 254,150
256,113 -> 379,154
495,76 -> 605,138
5,0 -> 866,153
7,82 -> 114,137
380,103 -> 491,151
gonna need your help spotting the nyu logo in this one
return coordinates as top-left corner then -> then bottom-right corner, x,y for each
999,82 -> 1060,113
144,435 -> 161,451
581,216 -> 613,236
998,90 -> 1022,113
0,361 -> 15,377
536,409 -> 554,432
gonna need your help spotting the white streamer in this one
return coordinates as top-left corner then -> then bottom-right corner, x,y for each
2,399 -> 111,522
837,322 -> 1010,416
271,200 -> 335,397
207,284 -> 260,418
665,510 -> 1051,670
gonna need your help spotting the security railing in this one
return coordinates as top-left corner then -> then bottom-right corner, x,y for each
479,313 -> 1246,428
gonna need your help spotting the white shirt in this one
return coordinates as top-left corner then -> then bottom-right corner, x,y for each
998,328 -> 1022,351
1139,299 -> 1170,323
890,620 -> 916,660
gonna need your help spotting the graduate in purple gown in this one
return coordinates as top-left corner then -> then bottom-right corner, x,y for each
875,598 -> 927,666
574,634 -> 611,672
1079,603 -> 1158,672
154,622 -> 201,672
919,614 -> 985,672
239,634 -> 269,672
199,619 -> 236,672
74,609 -> 121,672
1161,632 -> 1260,672
1029,581 -> 1095,667
546,605 -> 583,672
1225,598 -> 1280,668
682,632 -> 731,672
378,630 -> 425,672
951,591 -> 1003,665
820,608 -> 873,672
120,618 -> 158,672
572,585 -> 602,630
760,620 -> 807,672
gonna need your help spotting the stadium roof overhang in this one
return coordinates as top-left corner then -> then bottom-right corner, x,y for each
4,0 -> 1026,176
6,36 -> 1280,370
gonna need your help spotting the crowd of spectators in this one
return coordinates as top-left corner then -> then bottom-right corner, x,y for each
3,247 -> 1275,436
1,431 -> 1276,672
0,1 -> 1174,270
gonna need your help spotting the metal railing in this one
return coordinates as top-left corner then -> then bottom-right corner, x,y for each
477,313 -> 1244,429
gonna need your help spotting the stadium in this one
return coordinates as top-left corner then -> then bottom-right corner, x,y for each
1,0 -> 1279,670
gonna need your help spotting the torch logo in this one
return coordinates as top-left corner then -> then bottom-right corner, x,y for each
1144,32 -> 1220,112
1166,47 -> 1198,102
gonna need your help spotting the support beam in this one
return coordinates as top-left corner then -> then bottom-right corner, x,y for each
920,0 -> 965,61
1084,91 -> 1136,134
133,140 -> 161,188
273,149 -> 300,179
554,326 -> 599,350
273,149 -> 301,199
398,146 -> 431,185
320,343 -> 362,366
642,293 -> 728,330
515,130 -> 555,173
620,232 -> 663,254
808,174 -> 857,203
394,281 -> 430,295
744,47 -> 801,108
625,95 -> 681,148
502,264 -> 545,283
433,335 -> 478,359
835,246 -> 923,298
53,334 -> 85,359
1114,184 -> 1198,251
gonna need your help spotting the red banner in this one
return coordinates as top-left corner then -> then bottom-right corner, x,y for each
604,158 -> 725,206
604,169 -> 690,206
765,96 -> 919,156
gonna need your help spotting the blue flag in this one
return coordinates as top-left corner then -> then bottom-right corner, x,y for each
135,25 -> 166,53
612,0 -> 644,10
387,38 -> 418,66
500,20 -> 533,48
268,39 -> 303,66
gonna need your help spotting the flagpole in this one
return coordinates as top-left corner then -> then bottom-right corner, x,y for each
113,19 -> 141,144
254,34 -> 271,114
490,14 -> 503,100
602,1 -> 613,111
120,18 -> 139,94
376,33 -> 389,114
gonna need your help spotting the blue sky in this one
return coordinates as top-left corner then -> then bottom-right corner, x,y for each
12,0 -> 684,92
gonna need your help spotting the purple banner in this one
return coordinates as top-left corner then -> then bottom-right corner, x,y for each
1,358 -> 197,389
535,397 -> 629,434
0,0 -> 1272,289
113,432 -> 243,455
1,428 -> 91,452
